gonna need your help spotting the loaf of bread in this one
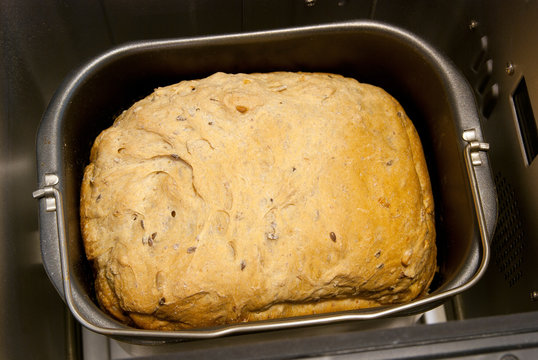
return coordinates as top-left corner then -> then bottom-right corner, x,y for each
80,72 -> 436,330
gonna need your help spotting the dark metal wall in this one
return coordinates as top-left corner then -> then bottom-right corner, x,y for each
0,2 -> 112,358
447,0 -> 538,319
1,1 -> 537,359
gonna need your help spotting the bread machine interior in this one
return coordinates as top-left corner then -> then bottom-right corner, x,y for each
34,21 -> 494,340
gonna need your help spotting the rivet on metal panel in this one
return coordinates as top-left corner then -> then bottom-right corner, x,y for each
471,152 -> 482,166
45,173 -> 59,186
45,197 -> 57,212
501,354 -> 519,360
505,62 -> 515,75
469,20 -> 479,30
462,129 -> 478,142
531,290 -> 538,301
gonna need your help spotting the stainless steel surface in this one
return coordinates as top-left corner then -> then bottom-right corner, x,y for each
448,0 -> 538,318
82,313 -> 424,359
304,344 -> 538,360
0,1 -> 110,358
370,0 -> 538,320
82,311 -> 538,360
241,0 -> 372,32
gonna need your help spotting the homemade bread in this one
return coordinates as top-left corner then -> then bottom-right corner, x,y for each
80,72 -> 436,330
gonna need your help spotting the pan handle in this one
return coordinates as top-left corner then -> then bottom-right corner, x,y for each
33,174 -> 66,299
462,128 -> 492,246
30,128 -> 494,339
33,184 -> 77,315
33,179 -> 117,331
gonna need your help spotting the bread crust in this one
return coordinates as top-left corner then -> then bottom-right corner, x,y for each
80,72 -> 436,330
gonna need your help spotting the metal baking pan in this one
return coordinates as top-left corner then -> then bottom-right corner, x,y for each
33,20 -> 496,341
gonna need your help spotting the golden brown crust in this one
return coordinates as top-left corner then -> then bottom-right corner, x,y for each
80,72 -> 436,330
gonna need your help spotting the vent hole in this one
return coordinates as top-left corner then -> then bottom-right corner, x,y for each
512,76 -> 538,165
476,59 -> 493,95
482,83 -> 499,118
472,36 -> 489,72
491,173 -> 526,287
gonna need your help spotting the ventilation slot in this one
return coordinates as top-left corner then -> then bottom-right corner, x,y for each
482,83 -> 499,119
513,77 -> 538,165
491,173 -> 526,287
472,36 -> 488,72
476,59 -> 493,95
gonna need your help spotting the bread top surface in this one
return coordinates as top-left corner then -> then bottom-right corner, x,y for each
80,72 -> 436,330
